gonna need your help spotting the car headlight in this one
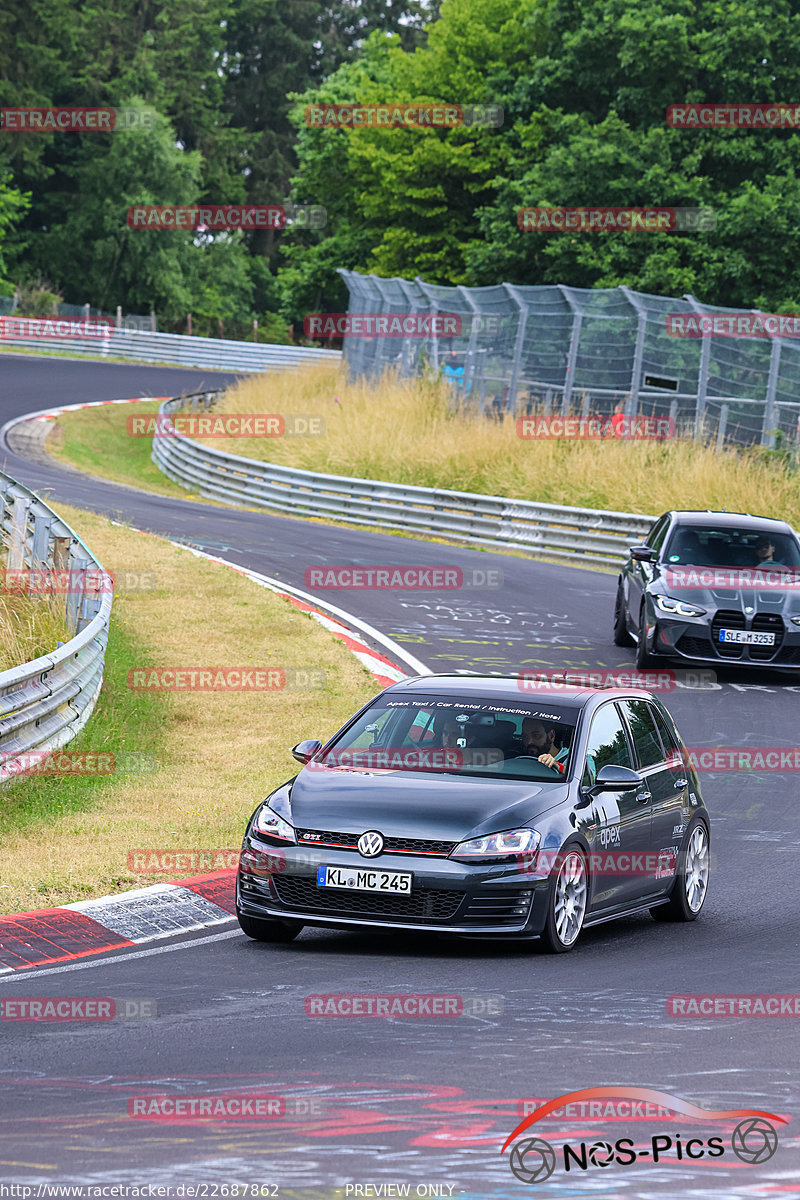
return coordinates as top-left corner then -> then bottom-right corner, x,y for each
655,595 -> 707,618
450,828 -> 540,862
791,616 -> 800,627
253,803 -> 296,844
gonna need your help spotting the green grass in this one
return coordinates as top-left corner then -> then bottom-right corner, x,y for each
0,614 -> 167,851
47,399 -> 199,499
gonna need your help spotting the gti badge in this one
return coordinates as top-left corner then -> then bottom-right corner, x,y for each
358,830 -> 384,857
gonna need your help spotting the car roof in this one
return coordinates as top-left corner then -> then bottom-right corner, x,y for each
667,510 -> 795,534
383,673 -> 660,710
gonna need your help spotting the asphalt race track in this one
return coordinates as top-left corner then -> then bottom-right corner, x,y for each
0,353 -> 798,1197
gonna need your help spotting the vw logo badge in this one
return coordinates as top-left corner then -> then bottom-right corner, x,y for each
358,830 -> 384,858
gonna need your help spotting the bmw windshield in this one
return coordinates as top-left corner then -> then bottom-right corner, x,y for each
312,694 -> 579,782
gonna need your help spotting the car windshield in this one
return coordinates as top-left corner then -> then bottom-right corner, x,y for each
315,694 -> 578,782
663,525 -> 800,569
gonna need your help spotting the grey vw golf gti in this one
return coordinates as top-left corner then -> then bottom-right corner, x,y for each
236,675 -> 710,953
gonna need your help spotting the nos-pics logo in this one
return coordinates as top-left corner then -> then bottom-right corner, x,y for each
502,1087 -> 785,1184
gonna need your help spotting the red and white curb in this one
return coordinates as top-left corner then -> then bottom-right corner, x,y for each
0,406 -> 430,971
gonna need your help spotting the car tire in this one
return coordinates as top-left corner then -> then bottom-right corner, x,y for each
635,603 -> 654,668
613,581 -> 634,646
237,908 -> 304,942
650,821 -> 710,923
537,844 -> 588,953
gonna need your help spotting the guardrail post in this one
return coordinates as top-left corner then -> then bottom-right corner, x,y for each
32,513 -> 53,566
66,555 -> 87,631
8,495 -> 32,571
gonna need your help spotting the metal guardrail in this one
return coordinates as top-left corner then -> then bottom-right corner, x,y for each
152,391 -> 656,567
0,325 -> 341,373
0,474 -> 111,782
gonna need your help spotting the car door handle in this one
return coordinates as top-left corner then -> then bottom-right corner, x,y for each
635,790 -> 652,804
673,778 -> 688,790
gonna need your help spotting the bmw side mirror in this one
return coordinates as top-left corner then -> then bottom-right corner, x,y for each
292,739 -> 323,764
585,764 -> 642,796
630,545 -> 656,562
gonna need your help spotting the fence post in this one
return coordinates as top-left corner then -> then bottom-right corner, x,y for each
502,283 -> 529,417
620,286 -> 647,419
684,295 -> 710,437
716,404 -> 729,451
558,286 -> 582,416
761,336 -> 782,448
669,399 -> 678,437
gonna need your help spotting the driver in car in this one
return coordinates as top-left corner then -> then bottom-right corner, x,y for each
520,718 -> 570,775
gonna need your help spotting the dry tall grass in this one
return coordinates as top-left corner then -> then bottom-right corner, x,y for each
0,590 -> 73,671
187,366 -> 800,524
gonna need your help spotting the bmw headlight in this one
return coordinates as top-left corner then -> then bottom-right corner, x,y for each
655,595 -> 707,618
791,616 -> 800,627
254,803 -> 297,844
450,828 -> 540,862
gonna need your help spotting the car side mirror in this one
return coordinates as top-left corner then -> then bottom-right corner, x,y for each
291,738 -> 323,764
584,764 -> 642,797
630,545 -> 656,562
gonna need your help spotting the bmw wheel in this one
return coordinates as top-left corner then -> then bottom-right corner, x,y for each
635,602 -> 655,668
538,845 -> 588,953
651,821 -> 710,922
613,581 -> 634,646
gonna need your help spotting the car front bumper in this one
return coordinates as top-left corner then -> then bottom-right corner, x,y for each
648,612 -> 800,669
236,837 -> 553,937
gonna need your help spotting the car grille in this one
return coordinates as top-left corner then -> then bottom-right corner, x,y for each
710,609 -> 745,658
273,874 -> 463,921
296,828 -> 456,857
462,889 -> 534,924
708,610 -> 783,660
750,613 -> 783,660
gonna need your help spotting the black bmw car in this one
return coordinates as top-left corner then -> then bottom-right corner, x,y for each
236,675 -> 710,953
615,509 -> 800,674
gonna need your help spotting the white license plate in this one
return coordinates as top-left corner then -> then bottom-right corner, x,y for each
317,865 -> 412,893
718,628 -> 775,645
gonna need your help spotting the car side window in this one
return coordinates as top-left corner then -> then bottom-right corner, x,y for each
581,703 -> 634,787
648,515 -> 670,555
651,706 -> 685,769
618,700 -> 665,768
